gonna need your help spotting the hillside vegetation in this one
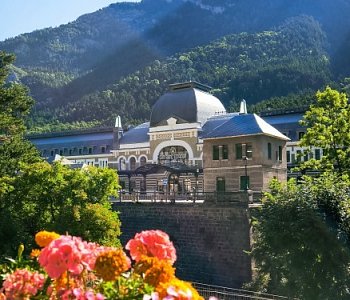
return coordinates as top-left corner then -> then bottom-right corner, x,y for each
1,0 -> 350,132
27,16 -> 330,132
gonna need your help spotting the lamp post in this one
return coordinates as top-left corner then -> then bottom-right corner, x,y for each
242,147 -> 252,191
243,156 -> 249,191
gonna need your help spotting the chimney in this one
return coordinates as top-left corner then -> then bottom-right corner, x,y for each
239,99 -> 247,114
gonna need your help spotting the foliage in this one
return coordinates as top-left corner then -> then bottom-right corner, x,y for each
0,51 -> 41,177
250,177 -> 350,299
2,0 -> 350,131
0,162 -> 121,257
299,86 -> 350,175
28,16 -> 330,131
0,230 -> 205,300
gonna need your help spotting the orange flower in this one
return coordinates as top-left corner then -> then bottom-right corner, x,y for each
35,231 -> 60,248
135,256 -> 175,287
94,249 -> 131,281
30,249 -> 41,259
157,278 -> 204,300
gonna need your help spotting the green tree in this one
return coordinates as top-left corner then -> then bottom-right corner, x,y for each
0,162 -> 121,256
0,51 -> 40,176
299,86 -> 350,175
250,178 -> 350,299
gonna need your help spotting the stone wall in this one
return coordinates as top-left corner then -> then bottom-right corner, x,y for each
113,202 -> 252,288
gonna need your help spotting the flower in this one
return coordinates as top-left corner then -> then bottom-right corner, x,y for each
157,278 -> 204,300
2,268 -> 45,299
1,230 -> 206,300
30,248 -> 41,259
39,235 -> 83,278
59,288 -> 105,300
94,249 -> 131,281
35,230 -> 61,248
126,230 -> 177,264
135,256 -> 175,287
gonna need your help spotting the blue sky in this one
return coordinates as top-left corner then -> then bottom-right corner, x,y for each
0,0 -> 139,42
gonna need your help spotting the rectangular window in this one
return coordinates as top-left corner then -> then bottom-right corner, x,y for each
268,143 -> 272,160
278,146 -> 283,161
216,177 -> 225,192
98,159 -> 108,168
213,145 -> 220,160
240,176 -> 250,191
287,151 -> 291,163
298,131 -> 305,140
315,149 -> 321,160
236,143 -> 252,159
291,153 -> 296,163
296,150 -> 302,163
222,145 -> 228,159
246,144 -> 253,158
236,144 -> 243,159
304,151 -> 308,162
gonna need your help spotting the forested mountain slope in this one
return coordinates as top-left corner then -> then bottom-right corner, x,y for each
1,0 -> 350,132
27,16 -> 330,132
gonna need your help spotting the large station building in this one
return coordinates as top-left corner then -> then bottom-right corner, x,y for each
29,82 -> 298,194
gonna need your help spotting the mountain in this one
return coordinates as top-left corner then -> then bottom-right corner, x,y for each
1,0 -> 350,132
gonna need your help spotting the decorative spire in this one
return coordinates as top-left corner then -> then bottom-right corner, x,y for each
239,99 -> 247,114
115,115 -> 122,128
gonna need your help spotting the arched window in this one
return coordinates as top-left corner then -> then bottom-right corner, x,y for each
129,157 -> 136,170
140,156 -> 147,166
119,158 -> 126,170
158,146 -> 188,166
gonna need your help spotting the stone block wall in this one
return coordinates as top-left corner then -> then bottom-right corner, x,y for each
113,202 -> 252,288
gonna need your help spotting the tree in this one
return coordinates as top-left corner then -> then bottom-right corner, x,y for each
299,86 -> 350,175
0,51 -> 40,176
250,178 -> 350,299
0,162 -> 121,256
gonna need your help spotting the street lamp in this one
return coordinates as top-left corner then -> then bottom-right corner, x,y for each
242,146 -> 252,191
243,156 -> 249,191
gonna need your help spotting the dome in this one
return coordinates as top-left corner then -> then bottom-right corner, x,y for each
150,82 -> 226,127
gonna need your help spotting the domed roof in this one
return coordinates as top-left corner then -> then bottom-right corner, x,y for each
150,82 -> 226,127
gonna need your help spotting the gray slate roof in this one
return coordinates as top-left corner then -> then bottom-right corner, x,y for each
202,113 -> 290,140
120,122 -> 150,144
150,85 -> 225,127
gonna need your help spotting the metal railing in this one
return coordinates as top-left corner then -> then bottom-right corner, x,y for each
193,283 -> 288,300
114,191 -> 262,204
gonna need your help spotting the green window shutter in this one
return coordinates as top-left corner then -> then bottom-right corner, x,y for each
213,145 -> 219,160
268,143 -> 272,159
222,145 -> 228,159
240,176 -> 250,190
236,144 -> 242,159
279,146 -> 283,161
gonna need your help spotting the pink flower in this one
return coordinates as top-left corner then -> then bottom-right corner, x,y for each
126,230 -> 177,264
2,269 -> 45,298
39,235 -> 106,279
143,292 -> 160,300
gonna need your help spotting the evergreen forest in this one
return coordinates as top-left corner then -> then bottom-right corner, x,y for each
1,0 -> 350,132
